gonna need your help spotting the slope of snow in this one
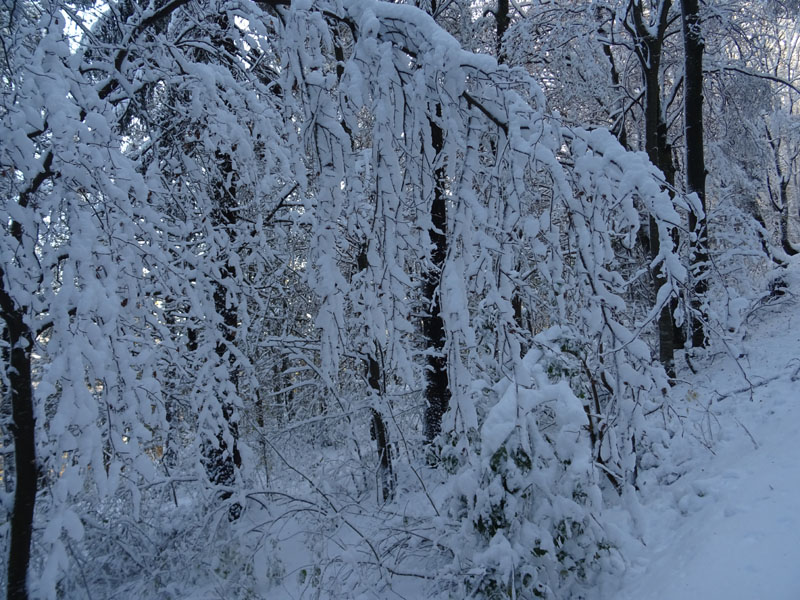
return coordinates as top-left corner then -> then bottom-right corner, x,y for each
613,262 -> 800,600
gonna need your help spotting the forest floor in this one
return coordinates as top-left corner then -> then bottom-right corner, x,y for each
611,259 -> 800,600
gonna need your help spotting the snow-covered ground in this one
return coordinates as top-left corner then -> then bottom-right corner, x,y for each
613,264 -> 800,600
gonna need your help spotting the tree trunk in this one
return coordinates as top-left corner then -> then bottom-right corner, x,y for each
422,108 -> 451,443
335,27 -> 395,498
597,9 -> 629,149
681,0 -> 709,348
356,246 -> 395,502
628,0 -> 680,377
368,360 -> 394,502
495,0 -> 509,62
779,178 -> 797,256
494,0 -> 529,350
203,149 -> 243,521
1,267 -> 36,600
766,127 -> 798,257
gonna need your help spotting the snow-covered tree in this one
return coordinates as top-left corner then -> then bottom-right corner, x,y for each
0,0 -> 723,597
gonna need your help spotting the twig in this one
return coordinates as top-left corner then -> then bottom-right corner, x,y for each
712,372 -> 782,402
66,538 -> 94,600
733,416 -> 759,450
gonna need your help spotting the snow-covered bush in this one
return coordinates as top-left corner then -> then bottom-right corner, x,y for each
443,349 -> 613,599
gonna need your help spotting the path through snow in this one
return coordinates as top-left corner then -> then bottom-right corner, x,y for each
614,266 -> 800,600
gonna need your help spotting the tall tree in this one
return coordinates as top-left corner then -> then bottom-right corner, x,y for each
0,3 -> 179,594
681,0 -> 709,348
332,26 -> 396,500
421,103 -> 451,443
623,0 -> 682,376
1,242 -> 37,600
416,0 -> 453,444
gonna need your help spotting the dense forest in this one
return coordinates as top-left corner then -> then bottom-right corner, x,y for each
1,0 -> 798,597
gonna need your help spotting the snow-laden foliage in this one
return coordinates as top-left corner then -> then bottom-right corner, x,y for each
271,2 -> 685,597
0,0 -> 298,594
0,8 -> 186,595
442,348 -> 612,599
6,0 -> 782,598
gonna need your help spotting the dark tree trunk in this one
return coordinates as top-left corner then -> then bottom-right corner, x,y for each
751,202 -> 785,265
1,267 -> 36,600
602,40 -> 629,149
334,29 -> 395,498
681,0 -> 708,349
494,0 -> 529,349
779,177 -> 797,256
495,0 -> 509,62
203,149 -> 243,520
1,192 -> 42,600
422,109 -> 451,443
597,8 -> 628,149
356,246 -> 395,502
368,358 -> 394,502
627,0 -> 680,378
766,128 -> 798,257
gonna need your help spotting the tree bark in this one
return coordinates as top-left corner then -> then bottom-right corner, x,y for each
681,0 -> 709,348
368,361 -> 394,502
356,246 -> 395,502
422,108 -> 451,443
1,267 -> 36,600
627,0 -> 680,377
334,27 -> 395,498
495,0 -> 509,62
203,149 -> 243,521
779,177 -> 797,256
597,10 -> 629,148
766,127 -> 798,257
